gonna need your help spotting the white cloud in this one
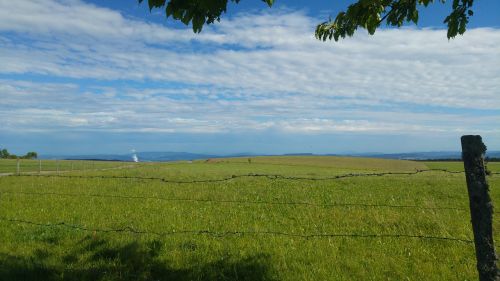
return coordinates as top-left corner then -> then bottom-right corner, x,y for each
1,79 -> 498,135
0,0 -> 499,136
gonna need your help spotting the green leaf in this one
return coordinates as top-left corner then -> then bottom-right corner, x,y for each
147,0 -> 166,11
412,9 -> 419,24
263,0 -> 274,7
165,4 -> 173,17
192,15 -> 206,33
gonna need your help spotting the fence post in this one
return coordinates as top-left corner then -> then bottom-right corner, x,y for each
39,159 -> 42,174
461,135 -> 499,281
16,158 -> 20,175
56,160 -> 59,174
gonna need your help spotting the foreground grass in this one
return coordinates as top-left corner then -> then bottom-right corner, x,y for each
0,157 -> 498,280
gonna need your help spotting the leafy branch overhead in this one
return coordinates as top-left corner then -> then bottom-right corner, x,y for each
140,0 -> 474,40
139,0 -> 274,33
315,0 -> 474,41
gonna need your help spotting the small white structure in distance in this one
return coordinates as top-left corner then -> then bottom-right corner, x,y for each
131,149 -> 139,163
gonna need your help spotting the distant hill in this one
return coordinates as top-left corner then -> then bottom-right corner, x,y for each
136,152 -> 218,162
354,151 -> 500,160
41,152 -> 217,162
39,151 -> 500,162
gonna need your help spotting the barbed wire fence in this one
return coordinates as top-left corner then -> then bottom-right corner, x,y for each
7,167 -> 498,182
0,168 -> 495,247
1,158 -> 136,176
0,135 -> 498,279
5,157 -> 499,177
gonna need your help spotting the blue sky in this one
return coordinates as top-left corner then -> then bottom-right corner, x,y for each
0,0 -> 499,156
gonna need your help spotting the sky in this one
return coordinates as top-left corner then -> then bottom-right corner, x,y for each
0,0 -> 499,156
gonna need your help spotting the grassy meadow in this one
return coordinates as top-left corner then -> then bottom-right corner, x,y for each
0,156 -> 498,280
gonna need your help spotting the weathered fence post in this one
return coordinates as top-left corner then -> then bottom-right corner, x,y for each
461,135 -> 499,281
16,158 -> 20,175
39,159 -> 42,174
56,160 -> 59,174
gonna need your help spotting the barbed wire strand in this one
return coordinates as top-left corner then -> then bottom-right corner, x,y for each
0,217 -> 473,244
5,169 -> 477,184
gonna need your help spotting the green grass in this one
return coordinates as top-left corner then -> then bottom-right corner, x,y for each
0,156 -> 498,280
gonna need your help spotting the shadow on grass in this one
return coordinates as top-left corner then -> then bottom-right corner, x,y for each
0,236 -> 277,281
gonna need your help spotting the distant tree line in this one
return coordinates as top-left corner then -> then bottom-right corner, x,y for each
0,148 -> 38,159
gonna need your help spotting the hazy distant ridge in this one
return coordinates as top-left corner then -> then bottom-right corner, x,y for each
40,151 -> 500,162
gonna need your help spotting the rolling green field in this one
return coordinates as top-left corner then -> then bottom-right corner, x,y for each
0,157 -> 498,281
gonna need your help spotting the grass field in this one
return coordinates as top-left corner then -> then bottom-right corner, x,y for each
0,156 -> 498,280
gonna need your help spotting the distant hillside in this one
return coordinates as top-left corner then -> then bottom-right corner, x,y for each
41,152 -> 216,162
136,152 -> 218,161
356,151 -> 500,160
39,150 -> 500,162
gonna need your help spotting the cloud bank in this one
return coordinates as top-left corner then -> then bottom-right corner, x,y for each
0,0 -> 499,143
